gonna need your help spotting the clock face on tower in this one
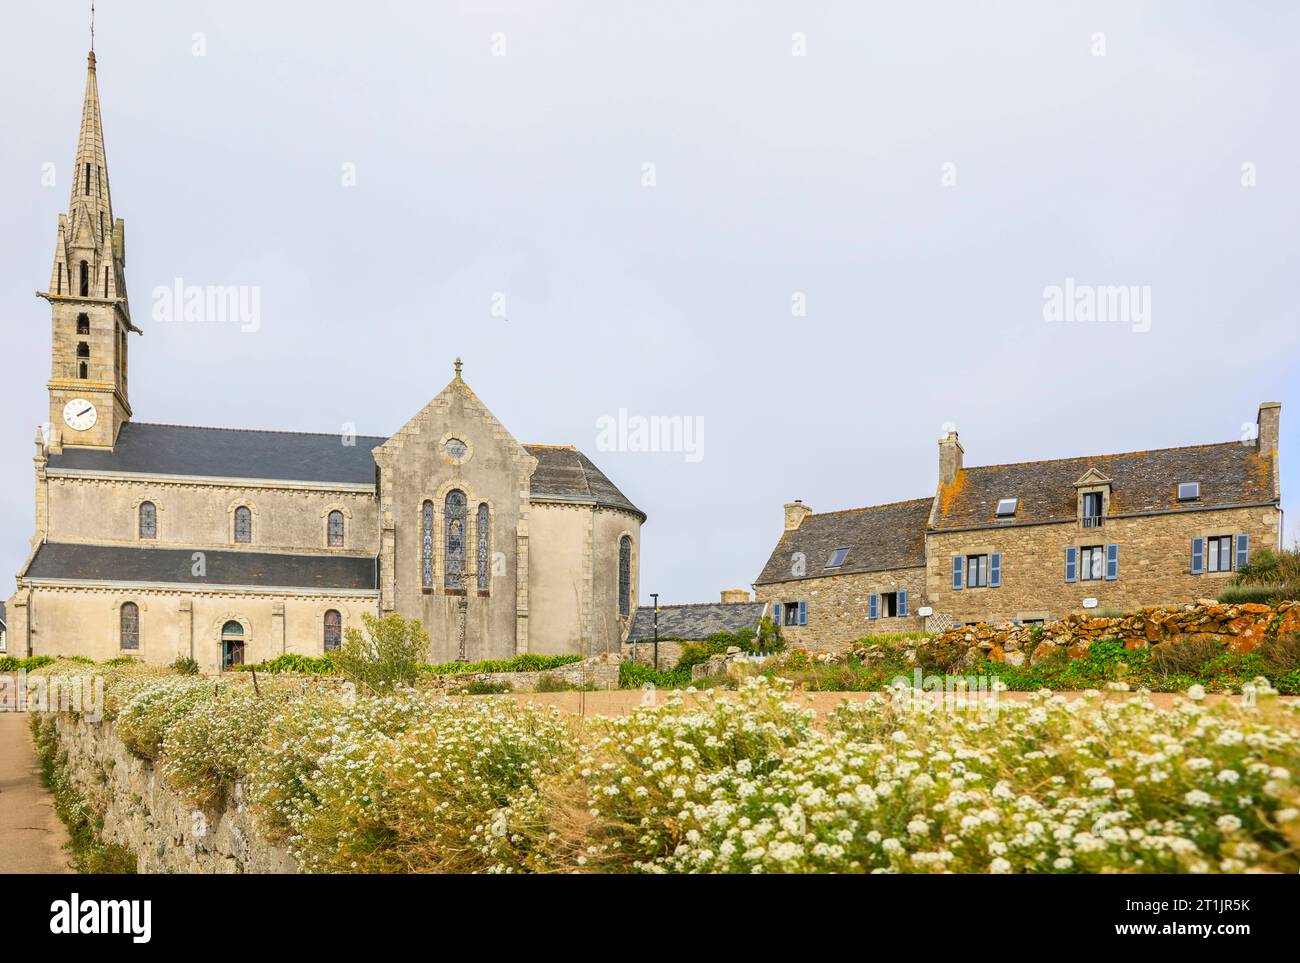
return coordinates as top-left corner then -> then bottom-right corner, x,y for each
62,399 -> 98,432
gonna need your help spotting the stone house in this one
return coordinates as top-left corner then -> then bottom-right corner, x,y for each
623,591 -> 771,666
5,51 -> 644,671
755,403 -> 1283,648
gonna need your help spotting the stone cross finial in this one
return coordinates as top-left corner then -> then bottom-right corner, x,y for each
454,357 -> 463,378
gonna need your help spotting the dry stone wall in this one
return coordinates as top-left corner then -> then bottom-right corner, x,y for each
919,599 -> 1300,669
52,713 -> 296,874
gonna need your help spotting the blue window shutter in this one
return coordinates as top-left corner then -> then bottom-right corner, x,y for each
898,590 -> 908,617
1191,537 -> 1204,575
773,601 -> 783,625
868,593 -> 879,619
1105,544 -> 1119,580
1064,546 -> 1077,583
951,556 -> 963,591
989,553 -> 1002,588
798,600 -> 807,626
1235,534 -> 1249,571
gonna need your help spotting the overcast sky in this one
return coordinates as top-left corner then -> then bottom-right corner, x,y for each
1,1 -> 1296,607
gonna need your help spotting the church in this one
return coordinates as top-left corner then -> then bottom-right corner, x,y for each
4,51 -> 645,671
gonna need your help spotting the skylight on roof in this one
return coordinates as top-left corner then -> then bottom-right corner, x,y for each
826,548 -> 849,569
995,497 -> 1018,517
1177,481 -> 1200,501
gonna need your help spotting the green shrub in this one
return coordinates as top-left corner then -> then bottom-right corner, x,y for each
533,673 -> 576,692
170,654 -> 200,675
423,653 -> 581,676
0,655 -> 56,672
115,678 -> 216,759
1256,633 -> 1300,680
237,653 -> 336,674
101,656 -> 140,667
334,613 -> 429,693
1150,634 -> 1227,677
1217,583 -> 1283,605
161,685 -> 298,808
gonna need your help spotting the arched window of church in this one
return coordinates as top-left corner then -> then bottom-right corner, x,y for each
323,609 -> 342,652
84,163 -> 91,196
234,506 -> 252,543
327,510 -> 345,547
77,313 -> 90,334
79,260 -> 89,297
444,490 -> 467,592
476,503 -> 490,594
421,500 -> 434,591
120,602 -> 140,650
139,501 -> 157,540
618,536 -> 632,617
76,342 -> 89,379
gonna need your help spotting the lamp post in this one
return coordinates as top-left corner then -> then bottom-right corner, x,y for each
651,592 -> 659,672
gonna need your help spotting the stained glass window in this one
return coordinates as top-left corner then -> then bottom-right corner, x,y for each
445,490 -> 466,591
139,501 -> 156,539
477,503 -> 490,593
324,609 -> 342,652
444,438 -> 468,460
234,506 -> 252,543
421,500 -> 434,590
327,510 -> 344,547
120,602 -> 140,649
618,536 -> 632,616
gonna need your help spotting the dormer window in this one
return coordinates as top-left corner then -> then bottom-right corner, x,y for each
1177,481 -> 1200,502
1082,491 -> 1103,528
995,497 -> 1018,518
825,548 -> 849,569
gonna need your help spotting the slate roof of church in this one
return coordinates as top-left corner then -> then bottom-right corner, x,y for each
45,423 -> 643,516
23,542 -> 378,591
933,441 -> 1278,531
755,498 -> 932,586
627,602 -> 769,642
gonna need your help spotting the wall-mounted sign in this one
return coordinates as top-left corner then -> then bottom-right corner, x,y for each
1082,598 -> 1098,609
918,606 -> 934,617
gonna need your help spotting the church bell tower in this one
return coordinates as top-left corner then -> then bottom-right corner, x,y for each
39,49 -> 138,450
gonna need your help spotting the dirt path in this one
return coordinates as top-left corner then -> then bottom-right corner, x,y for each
0,713 -> 72,873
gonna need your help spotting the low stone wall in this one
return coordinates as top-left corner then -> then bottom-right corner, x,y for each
424,653 -> 622,692
50,713 -> 296,874
918,600 -> 1300,668
621,640 -> 686,669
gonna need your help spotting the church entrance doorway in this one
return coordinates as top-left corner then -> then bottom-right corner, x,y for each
221,620 -> 246,670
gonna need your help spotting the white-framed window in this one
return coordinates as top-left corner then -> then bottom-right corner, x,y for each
1079,545 -> 1105,581
1206,535 -> 1233,573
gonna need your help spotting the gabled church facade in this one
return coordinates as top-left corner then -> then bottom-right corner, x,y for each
4,52 -> 644,671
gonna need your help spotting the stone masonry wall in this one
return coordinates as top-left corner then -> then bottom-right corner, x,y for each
925,505 -> 1280,627
51,713 -> 296,874
754,567 -> 928,651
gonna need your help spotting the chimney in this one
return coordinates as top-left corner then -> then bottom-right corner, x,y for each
784,500 -> 812,531
720,589 -> 751,605
1257,402 -> 1280,455
939,430 -> 964,487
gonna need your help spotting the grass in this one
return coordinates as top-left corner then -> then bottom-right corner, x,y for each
28,714 -> 136,874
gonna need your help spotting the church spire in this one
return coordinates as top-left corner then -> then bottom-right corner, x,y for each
40,45 -> 136,450
46,47 -> 128,313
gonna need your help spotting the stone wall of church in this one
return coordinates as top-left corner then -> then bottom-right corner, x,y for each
44,474 -> 378,555
23,585 -> 374,672
924,505 -> 1281,626
525,503 -> 640,656
376,383 -> 533,664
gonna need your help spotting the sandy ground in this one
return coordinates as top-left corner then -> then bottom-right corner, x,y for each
0,712 -> 72,873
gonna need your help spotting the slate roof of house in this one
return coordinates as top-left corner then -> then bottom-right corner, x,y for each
627,602 -> 769,642
23,542 -> 378,591
44,423 -> 643,516
755,497 -> 932,586
934,441 -> 1278,531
